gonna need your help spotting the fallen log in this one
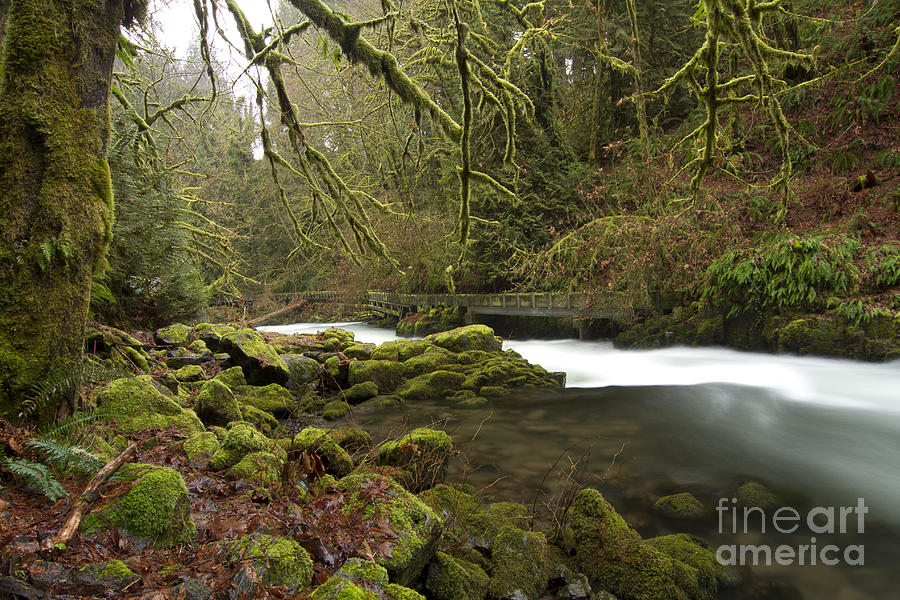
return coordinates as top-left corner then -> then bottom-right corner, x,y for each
41,443 -> 137,551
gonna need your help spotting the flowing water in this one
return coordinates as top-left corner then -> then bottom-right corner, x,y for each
261,322 -> 900,599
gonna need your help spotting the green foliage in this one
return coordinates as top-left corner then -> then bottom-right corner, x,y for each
26,437 -> 104,476
827,297 -> 893,327
701,235 -> 861,318
862,244 -> 900,291
1,457 -> 68,501
18,366 -> 79,420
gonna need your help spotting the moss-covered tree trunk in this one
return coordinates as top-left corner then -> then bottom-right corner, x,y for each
0,0 -> 129,422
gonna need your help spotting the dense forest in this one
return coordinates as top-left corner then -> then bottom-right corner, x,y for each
0,0 -> 898,598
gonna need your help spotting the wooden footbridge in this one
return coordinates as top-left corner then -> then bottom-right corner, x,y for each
221,290 -> 676,321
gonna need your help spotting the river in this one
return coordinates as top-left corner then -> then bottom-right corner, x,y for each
260,321 -> 900,600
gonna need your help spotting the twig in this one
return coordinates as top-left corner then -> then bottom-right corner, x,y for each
42,443 -> 138,550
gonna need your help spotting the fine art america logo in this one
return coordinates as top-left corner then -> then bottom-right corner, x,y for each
715,497 -> 867,566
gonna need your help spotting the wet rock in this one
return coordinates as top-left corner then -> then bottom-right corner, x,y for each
347,359 -> 405,393
281,353 -> 320,388
220,329 -> 289,386
345,381 -> 379,403
194,379 -> 241,427
556,574 -> 593,600
155,323 -> 192,346
426,324 -> 503,353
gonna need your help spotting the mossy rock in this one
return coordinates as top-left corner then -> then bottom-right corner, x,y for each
401,348 -> 457,378
338,472 -> 443,586
377,427 -> 453,491
183,431 -> 219,460
372,339 -> 432,362
197,323 -> 237,353
188,339 -> 209,355
425,551 -> 489,600
194,379 -> 242,428
323,399 -> 351,420
293,427 -> 354,476
570,488 -> 718,600
282,354 -> 320,388
98,376 -> 203,434
220,329 -> 289,386
173,364 -> 205,383
209,422 -> 274,470
343,343 -> 375,360
212,366 -> 246,388
154,323 -> 192,347
425,325 -> 502,353
735,482 -> 778,509
484,501 -> 531,530
396,370 -> 466,402
329,427 -> 372,453
488,525 -> 551,600
456,350 -> 493,365
235,383 -> 295,417
94,467 -> 196,548
229,451 -> 283,487
347,360 -> 405,393
478,385 -> 509,398
239,403 -> 279,434
311,558 -> 425,600
360,394 -> 406,409
345,381 -> 379,404
322,327 -> 355,343
75,560 -> 139,593
646,534 -> 724,594
229,533 -> 313,593
652,493 -> 707,521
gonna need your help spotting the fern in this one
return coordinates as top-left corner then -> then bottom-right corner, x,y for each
39,408 -> 120,440
1,457 -> 68,501
20,366 -> 80,420
27,438 -> 104,477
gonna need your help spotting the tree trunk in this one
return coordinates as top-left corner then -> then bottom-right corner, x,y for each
0,0 -> 127,422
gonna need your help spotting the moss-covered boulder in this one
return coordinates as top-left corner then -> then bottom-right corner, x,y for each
235,383 -> 294,417
460,351 -> 561,393
426,325 -> 502,353
220,329 -> 289,385
173,364 -> 205,383
377,427 -> 453,491
229,533 -> 313,593
735,481 -> 778,509
652,493 -> 707,521
154,323 -> 192,347
488,525 -> 551,600
347,359 -> 405,393
360,394 -> 406,409
345,381 -> 379,403
402,347 -> 457,378
343,342 -> 375,360
372,339 -> 432,362
194,379 -> 242,427
396,370 -> 466,402
75,560 -> 139,594
292,427 -> 354,476
239,403 -> 279,434
212,366 -> 247,388
425,551 -> 489,600
322,399 -> 351,420
282,354 -> 320,389
209,422 -> 274,470
329,427 -> 372,453
229,451 -> 283,487
570,488 -> 719,600
197,323 -> 237,352
94,467 -> 196,548
183,431 -> 219,460
311,558 -> 424,600
98,376 -> 203,434
338,472 -> 443,586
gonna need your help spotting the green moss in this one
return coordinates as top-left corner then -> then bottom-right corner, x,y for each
425,551 -> 489,600
488,526 -> 550,600
239,403 -> 279,434
359,395 -> 405,409
76,559 -> 138,590
154,323 -> 192,346
343,343 -> 375,360
220,329 -> 289,385
652,493 -> 707,521
311,578 -> 380,600
213,367 -> 247,389
183,431 -> 219,459
647,534 -> 723,594
209,422 -> 272,470
230,533 -> 313,590
229,451 -> 282,486
478,385 -> 509,398
174,364 -> 205,382
401,348 -> 457,378
345,381 -> 378,403
735,481 -> 778,509
425,325 -> 502,353
188,339 -> 209,354
194,379 -> 242,427
323,399 -> 351,420
383,584 -> 425,600
313,473 -> 338,494
282,354 -> 320,386
372,339 -> 432,362
329,426 -> 371,452
347,360 -> 405,393
96,559 -> 137,580
293,428 -> 354,476
98,376 -> 203,434
338,471 -> 443,585
236,383 -> 294,416
101,467 -> 196,547
122,346 -> 150,371
395,370 -> 466,401
377,427 -> 453,491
